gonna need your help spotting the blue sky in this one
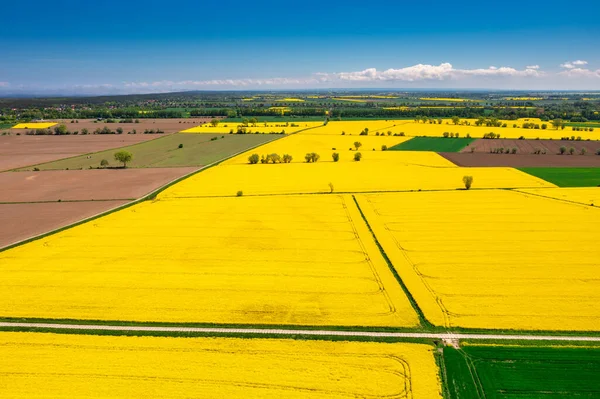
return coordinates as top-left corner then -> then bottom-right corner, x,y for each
1,0 -> 599,94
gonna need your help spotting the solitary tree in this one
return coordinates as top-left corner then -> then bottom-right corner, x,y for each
332,152 -> 340,162
452,116 -> 461,125
114,150 -> 133,168
354,152 -> 362,161
354,141 -> 362,150
463,175 -> 473,190
210,119 -> 220,127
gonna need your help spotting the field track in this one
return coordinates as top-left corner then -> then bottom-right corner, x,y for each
1,322 -> 599,342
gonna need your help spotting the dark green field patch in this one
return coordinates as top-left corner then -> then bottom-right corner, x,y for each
519,167 -> 600,187
389,137 -> 475,152
444,345 -> 600,399
17,133 -> 279,170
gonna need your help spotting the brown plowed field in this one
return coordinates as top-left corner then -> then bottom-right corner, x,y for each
0,200 -> 128,249
441,152 -> 600,167
0,167 -> 199,203
0,134 -> 163,171
54,118 -> 215,135
440,138 -> 600,167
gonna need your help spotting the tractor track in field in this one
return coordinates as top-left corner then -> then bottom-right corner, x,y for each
1,322 -> 599,342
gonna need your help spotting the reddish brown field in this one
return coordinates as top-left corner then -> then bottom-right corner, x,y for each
0,200 -> 128,248
56,118 -> 214,134
441,152 -> 600,167
440,138 -> 600,167
0,134 -> 163,171
0,167 -> 199,203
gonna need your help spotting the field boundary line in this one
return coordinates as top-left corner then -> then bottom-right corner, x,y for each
1,322 -> 600,342
0,135 -> 285,253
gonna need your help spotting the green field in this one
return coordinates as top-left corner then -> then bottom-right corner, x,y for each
444,345 -> 600,399
389,137 -> 475,152
17,133 -> 278,170
565,122 -> 600,128
519,167 -> 600,187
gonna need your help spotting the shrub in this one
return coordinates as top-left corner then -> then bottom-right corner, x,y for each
178,143 -> 183,149
332,152 -> 340,162
518,136 -> 525,140
248,154 -> 260,164
381,145 -> 388,151
559,146 -> 567,154
270,153 -> 282,163
470,146 -> 476,153
100,159 -> 109,167
33,167 -> 40,171
354,152 -> 362,161
569,147 -> 575,155
305,153 -> 320,163
443,132 -> 449,138
236,190 -> 243,197
341,131 -> 345,135
282,154 -> 293,163
541,148 -> 547,154
400,132 -> 405,136
353,141 -> 362,150
581,147 -> 587,155
596,149 -> 600,155
511,147 -> 518,154
463,175 -> 473,190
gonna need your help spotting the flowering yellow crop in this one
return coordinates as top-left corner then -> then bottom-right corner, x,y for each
163,154 -> 552,197
356,189 -> 600,331
279,98 -> 305,102
181,121 -> 323,134
0,195 -> 418,327
223,133 -> 414,165
304,119 -> 598,139
11,122 -> 57,129
516,187 -> 600,206
0,333 -> 441,399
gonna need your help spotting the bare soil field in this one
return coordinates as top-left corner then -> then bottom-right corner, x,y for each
0,134 -> 163,171
441,152 -> 600,167
0,167 -> 198,203
465,138 -> 600,155
440,138 -> 600,167
55,118 -> 214,134
0,200 -> 127,249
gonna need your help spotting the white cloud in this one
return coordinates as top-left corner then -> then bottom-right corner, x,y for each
561,60 -> 588,69
526,65 -> 540,70
0,82 -> 9,87
559,67 -> 600,78
318,63 -> 543,82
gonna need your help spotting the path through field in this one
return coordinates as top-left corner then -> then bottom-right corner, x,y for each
1,322 -> 599,342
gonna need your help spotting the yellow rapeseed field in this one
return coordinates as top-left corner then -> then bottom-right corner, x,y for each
181,121 -> 322,134
516,187 -> 600,206
306,119 -> 599,139
356,189 -> 600,331
222,133 -> 414,165
279,98 -> 305,102
163,152 -> 552,197
0,333 -> 442,398
419,97 -> 473,102
11,122 -> 57,129
0,195 -> 418,327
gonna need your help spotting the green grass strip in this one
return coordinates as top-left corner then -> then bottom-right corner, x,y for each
389,137 -> 475,152
518,167 -> 600,187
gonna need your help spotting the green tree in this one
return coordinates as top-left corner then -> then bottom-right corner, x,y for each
54,124 -> 68,135
452,116 -> 461,125
354,141 -> 362,150
100,159 -> 109,168
210,119 -> 220,127
354,152 -> 362,161
332,152 -> 340,162
114,150 -> 133,167
551,119 -> 563,130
